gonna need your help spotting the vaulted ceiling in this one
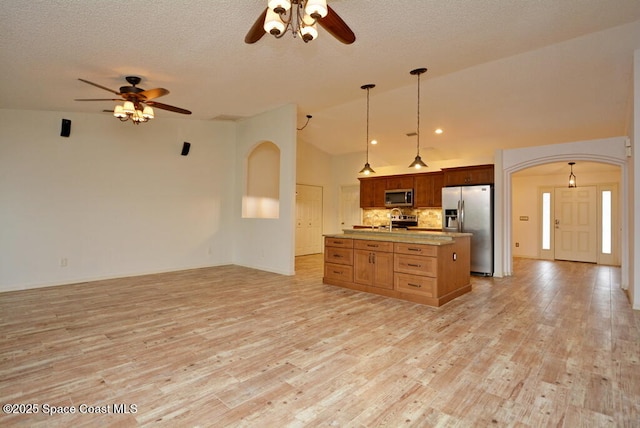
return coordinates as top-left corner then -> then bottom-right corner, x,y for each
1,0 -> 639,170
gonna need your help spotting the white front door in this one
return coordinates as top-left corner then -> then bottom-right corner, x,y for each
295,184 -> 323,256
554,186 -> 597,263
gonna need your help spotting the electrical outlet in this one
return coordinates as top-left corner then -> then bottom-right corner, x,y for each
515,242 -> 520,248
60,257 -> 68,267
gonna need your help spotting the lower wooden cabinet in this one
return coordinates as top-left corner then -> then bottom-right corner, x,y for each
394,272 -> 436,298
354,240 -> 394,289
324,263 -> 354,283
394,242 -> 438,299
324,237 -> 354,283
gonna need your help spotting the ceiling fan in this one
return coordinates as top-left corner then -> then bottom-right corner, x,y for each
75,76 -> 192,119
245,0 -> 355,44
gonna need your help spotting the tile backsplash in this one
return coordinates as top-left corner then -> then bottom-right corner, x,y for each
361,208 -> 442,229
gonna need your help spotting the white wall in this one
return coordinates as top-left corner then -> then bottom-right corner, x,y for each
234,104 -> 297,275
0,109 -> 236,291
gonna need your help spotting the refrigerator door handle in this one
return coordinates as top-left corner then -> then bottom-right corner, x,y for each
460,200 -> 464,232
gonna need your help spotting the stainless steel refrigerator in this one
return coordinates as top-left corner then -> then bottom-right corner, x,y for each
442,185 -> 493,275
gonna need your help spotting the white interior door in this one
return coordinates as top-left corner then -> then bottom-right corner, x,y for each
554,186 -> 597,263
295,184 -> 323,256
340,185 -> 361,229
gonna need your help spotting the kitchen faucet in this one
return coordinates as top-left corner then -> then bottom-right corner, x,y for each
389,208 -> 403,231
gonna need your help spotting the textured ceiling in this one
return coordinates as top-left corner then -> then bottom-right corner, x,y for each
1,0 -> 639,171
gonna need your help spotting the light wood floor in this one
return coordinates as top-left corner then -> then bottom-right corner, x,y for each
1,256 -> 638,427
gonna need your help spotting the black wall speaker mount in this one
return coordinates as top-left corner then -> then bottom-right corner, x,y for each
60,119 -> 71,137
181,142 -> 191,156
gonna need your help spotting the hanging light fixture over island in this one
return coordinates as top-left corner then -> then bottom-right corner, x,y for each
359,83 -> 376,175
408,67 -> 428,169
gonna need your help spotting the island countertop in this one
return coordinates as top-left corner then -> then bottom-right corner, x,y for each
323,229 -> 472,246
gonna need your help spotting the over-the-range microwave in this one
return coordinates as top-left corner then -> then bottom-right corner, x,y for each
385,189 -> 413,207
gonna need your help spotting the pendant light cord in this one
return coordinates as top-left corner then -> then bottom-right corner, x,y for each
366,87 -> 370,162
416,72 -> 421,156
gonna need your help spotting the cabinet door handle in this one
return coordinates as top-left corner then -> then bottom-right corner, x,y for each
332,270 -> 342,275
408,248 -> 422,252
333,254 -> 343,258
367,244 -> 379,248
408,263 -> 421,267
408,283 -> 422,288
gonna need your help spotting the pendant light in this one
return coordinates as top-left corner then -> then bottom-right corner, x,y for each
408,67 -> 428,169
568,162 -> 577,188
359,83 -> 376,175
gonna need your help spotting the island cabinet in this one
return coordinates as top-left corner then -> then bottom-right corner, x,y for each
393,240 -> 471,306
414,171 -> 444,207
442,164 -> 494,187
323,237 -> 354,284
353,240 -> 394,289
322,232 -> 472,307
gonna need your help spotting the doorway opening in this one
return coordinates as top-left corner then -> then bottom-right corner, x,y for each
539,184 -> 619,265
295,184 -> 323,256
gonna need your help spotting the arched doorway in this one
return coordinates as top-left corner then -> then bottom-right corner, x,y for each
496,137 -> 629,291
511,162 -> 621,265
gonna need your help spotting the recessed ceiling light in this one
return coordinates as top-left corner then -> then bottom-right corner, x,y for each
370,139 -> 378,145
435,128 -> 443,134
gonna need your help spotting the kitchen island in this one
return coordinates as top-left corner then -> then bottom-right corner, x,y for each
323,229 -> 471,307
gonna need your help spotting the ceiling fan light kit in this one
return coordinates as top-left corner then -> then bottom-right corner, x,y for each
264,0 -> 327,42
75,76 -> 191,126
245,0 -> 355,44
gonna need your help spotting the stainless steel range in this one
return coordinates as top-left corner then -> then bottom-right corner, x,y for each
390,214 -> 418,229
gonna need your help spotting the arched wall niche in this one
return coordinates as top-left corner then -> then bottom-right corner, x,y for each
243,140 -> 281,219
498,137 -> 629,288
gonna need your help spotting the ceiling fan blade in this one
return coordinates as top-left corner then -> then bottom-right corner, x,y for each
318,5 -> 356,44
78,78 -> 121,95
145,101 -> 192,115
74,98 -> 123,101
245,8 -> 268,44
138,88 -> 170,100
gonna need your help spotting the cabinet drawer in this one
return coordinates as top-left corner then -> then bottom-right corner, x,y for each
324,263 -> 354,282
354,240 -> 394,252
394,253 -> 437,277
395,273 -> 436,297
325,247 -> 353,265
394,242 -> 437,257
325,237 -> 353,248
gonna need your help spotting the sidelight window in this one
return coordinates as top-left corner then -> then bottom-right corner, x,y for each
602,190 -> 612,254
541,192 -> 551,250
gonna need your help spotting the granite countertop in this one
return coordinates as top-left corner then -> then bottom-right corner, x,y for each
324,229 -> 471,245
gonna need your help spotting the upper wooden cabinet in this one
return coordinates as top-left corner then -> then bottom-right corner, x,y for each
359,165 -> 492,208
414,172 -> 443,207
385,175 -> 414,190
442,164 -> 494,187
359,177 -> 387,208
